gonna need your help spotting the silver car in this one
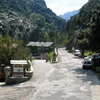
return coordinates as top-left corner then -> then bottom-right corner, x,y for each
82,56 -> 92,69
74,50 -> 81,56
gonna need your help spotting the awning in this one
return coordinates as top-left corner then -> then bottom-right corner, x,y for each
26,42 -> 53,47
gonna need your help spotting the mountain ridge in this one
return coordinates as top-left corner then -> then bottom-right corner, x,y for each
59,10 -> 79,21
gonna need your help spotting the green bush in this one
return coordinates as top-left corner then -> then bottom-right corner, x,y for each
84,51 -> 96,56
49,51 -> 56,62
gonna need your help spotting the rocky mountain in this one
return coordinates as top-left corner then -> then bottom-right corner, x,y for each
59,10 -> 79,21
0,0 -> 66,42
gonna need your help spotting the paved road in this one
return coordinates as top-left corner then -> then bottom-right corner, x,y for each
0,47 -> 100,100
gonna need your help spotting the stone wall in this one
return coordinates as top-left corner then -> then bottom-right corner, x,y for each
5,65 -> 33,85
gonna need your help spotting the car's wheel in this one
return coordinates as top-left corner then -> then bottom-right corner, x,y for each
82,65 -> 86,69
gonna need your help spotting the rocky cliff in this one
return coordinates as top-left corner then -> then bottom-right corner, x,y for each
0,0 -> 66,41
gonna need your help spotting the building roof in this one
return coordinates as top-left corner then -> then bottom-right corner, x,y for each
10,60 -> 30,65
26,42 -> 53,47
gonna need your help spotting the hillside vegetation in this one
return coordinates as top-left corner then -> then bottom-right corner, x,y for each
0,0 -> 66,45
66,0 -> 100,55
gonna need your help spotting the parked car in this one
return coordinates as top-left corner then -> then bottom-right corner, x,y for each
82,53 -> 100,69
82,56 -> 93,69
92,53 -> 100,67
74,49 -> 81,56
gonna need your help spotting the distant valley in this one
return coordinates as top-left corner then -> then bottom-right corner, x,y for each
59,10 -> 79,21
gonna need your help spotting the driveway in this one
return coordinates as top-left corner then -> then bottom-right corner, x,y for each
0,47 -> 100,100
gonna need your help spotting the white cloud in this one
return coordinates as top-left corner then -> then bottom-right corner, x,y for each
44,0 -> 88,15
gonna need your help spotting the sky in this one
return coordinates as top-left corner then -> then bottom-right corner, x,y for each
44,0 -> 88,15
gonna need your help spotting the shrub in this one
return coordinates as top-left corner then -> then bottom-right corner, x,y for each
49,51 -> 56,62
85,51 -> 96,56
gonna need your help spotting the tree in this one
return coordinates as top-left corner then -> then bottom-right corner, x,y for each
43,32 -> 51,42
88,5 -> 100,52
0,34 -> 30,65
66,0 -> 100,53
0,34 -> 13,64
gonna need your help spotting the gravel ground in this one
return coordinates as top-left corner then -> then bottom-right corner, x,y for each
91,86 -> 100,100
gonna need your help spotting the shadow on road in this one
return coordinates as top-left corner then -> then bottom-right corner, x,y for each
74,68 -> 100,86
73,56 -> 83,60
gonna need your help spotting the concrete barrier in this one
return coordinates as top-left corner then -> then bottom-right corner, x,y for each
5,62 -> 33,85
